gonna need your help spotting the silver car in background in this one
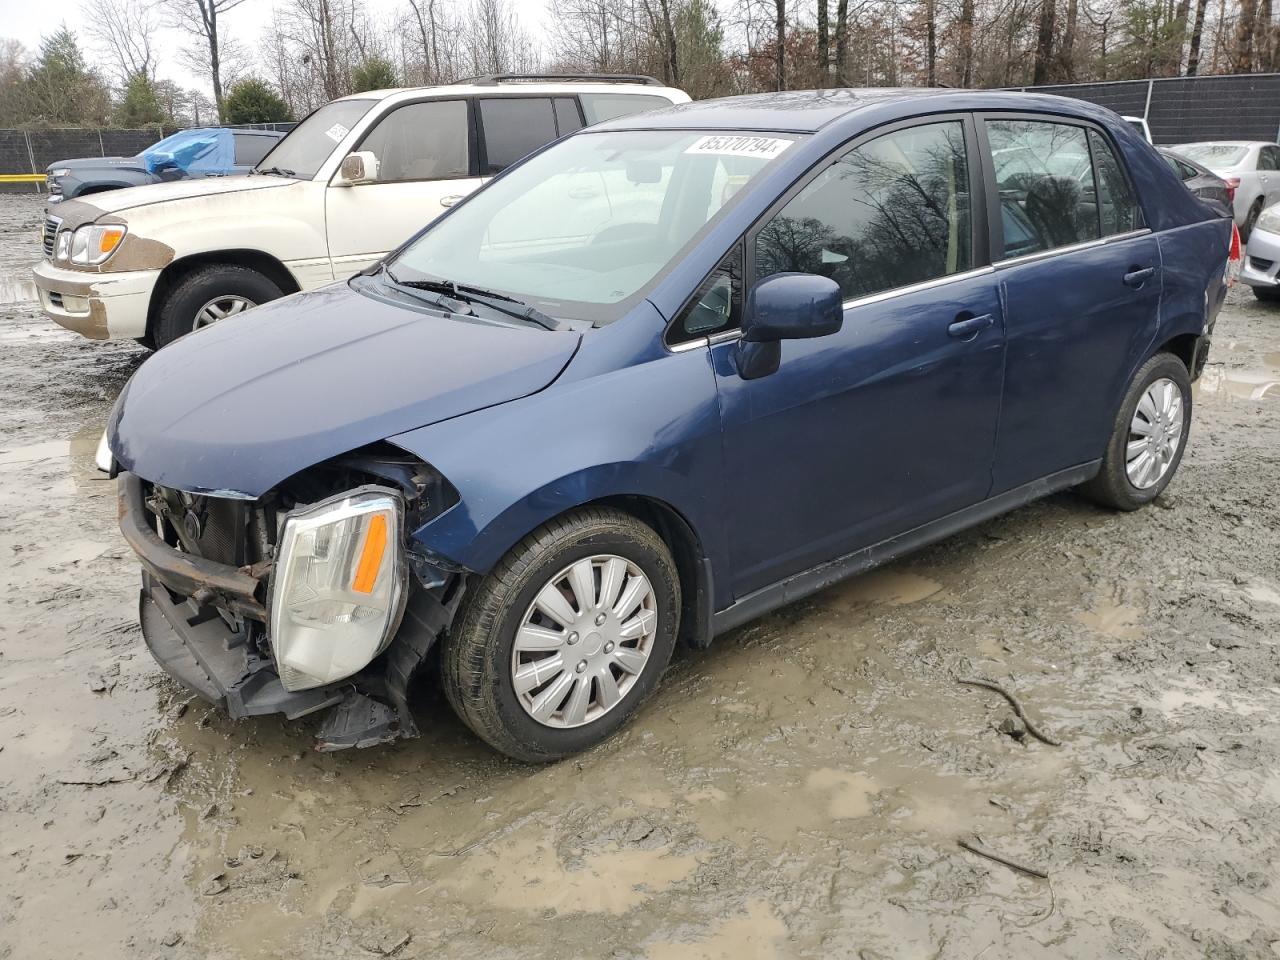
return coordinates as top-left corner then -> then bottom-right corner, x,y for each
1238,202 -> 1280,302
1173,141 -> 1280,238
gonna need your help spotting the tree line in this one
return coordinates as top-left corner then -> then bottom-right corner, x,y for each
0,0 -> 1275,129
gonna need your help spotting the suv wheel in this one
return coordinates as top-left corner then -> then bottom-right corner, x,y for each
1251,283 -> 1280,302
441,507 -> 680,762
152,264 -> 282,348
1081,352 -> 1191,511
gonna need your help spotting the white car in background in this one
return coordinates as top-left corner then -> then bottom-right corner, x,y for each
32,75 -> 689,348
1122,116 -> 1152,142
1238,201 -> 1280,302
1172,140 -> 1280,239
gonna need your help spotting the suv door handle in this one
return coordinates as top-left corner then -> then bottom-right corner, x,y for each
1124,266 -> 1156,288
947,313 -> 994,339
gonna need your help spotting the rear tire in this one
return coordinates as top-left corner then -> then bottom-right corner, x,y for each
1241,198 -> 1264,242
1251,283 -> 1280,302
1080,352 -> 1192,511
441,507 -> 680,763
152,264 -> 282,349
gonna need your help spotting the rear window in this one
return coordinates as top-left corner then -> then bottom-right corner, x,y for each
1178,144 -> 1248,168
579,93 -> 674,125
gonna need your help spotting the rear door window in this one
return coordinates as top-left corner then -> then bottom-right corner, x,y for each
579,93 -> 674,125
554,97 -> 584,136
1088,130 -> 1142,236
478,97 -> 558,174
987,119 -> 1100,257
1261,146 -> 1280,171
754,120 -> 973,301
357,99 -> 470,182
233,134 -> 276,166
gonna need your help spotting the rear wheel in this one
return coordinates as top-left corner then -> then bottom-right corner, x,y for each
1081,352 -> 1191,511
441,507 -> 680,762
1241,198 -> 1264,242
151,264 -> 282,349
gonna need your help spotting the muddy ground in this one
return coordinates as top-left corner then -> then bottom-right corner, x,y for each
1,193 -> 1278,960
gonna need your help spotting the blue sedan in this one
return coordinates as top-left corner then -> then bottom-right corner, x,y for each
106,89 -> 1232,760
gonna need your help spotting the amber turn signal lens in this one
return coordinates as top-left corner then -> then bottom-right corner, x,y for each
98,228 -> 125,256
351,513 -> 388,594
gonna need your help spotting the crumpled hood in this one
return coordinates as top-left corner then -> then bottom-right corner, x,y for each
110,282 -> 581,497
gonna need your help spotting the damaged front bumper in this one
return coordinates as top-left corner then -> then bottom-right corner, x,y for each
120,472 -> 463,750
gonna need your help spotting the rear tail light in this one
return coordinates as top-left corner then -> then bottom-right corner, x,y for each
1227,222 -> 1241,286
1224,175 -> 1240,204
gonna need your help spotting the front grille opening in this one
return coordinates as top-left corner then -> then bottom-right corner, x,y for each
42,217 -> 59,258
1250,256 -> 1275,272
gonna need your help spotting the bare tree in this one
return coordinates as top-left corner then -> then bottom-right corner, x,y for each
167,0 -> 252,118
86,0 -> 160,84
774,0 -> 785,90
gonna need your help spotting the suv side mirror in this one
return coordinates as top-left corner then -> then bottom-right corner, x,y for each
736,272 -> 843,380
335,151 -> 379,186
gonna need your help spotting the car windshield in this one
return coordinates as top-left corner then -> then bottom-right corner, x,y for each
1179,144 -> 1249,168
387,129 -> 800,324
255,99 -> 375,179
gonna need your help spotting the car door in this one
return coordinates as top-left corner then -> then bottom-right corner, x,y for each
704,117 -> 1007,599
983,117 -> 1162,494
324,98 -> 479,276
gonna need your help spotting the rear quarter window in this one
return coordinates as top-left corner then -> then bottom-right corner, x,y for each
579,93 -> 675,125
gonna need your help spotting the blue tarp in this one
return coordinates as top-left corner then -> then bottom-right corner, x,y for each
141,128 -> 235,176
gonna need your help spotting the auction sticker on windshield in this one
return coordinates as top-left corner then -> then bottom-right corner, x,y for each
685,135 -> 793,160
325,124 -> 351,142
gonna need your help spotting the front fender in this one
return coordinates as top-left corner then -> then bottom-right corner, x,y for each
389,343 -> 730,604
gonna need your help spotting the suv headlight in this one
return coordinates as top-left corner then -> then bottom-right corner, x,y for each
49,168 -> 70,178
270,487 -> 406,692
66,224 -> 127,265
1255,206 -> 1280,236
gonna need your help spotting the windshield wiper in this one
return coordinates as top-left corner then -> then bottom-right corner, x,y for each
381,266 -> 475,316
253,166 -> 297,177
393,277 -> 568,331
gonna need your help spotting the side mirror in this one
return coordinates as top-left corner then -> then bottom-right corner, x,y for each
736,272 -> 843,380
335,151 -> 379,186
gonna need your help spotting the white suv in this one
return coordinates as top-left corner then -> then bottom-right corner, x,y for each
32,75 -> 689,347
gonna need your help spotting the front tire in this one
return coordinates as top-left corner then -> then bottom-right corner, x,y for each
1241,198 -> 1264,242
152,264 -> 282,349
1081,352 -> 1191,511
441,507 -> 680,762
1251,283 -> 1280,302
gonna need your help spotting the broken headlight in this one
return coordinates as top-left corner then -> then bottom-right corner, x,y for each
270,486 -> 406,692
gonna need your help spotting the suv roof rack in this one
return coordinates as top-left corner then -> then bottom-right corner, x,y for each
454,73 -> 665,87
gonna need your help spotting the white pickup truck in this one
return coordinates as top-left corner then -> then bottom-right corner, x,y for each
33,74 -> 689,348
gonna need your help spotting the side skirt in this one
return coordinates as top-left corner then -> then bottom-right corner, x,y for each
710,461 -> 1101,638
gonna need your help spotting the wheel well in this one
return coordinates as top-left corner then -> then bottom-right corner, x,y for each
591,495 -> 714,649
1156,333 -> 1200,375
76,185 -> 123,196
146,250 -> 300,336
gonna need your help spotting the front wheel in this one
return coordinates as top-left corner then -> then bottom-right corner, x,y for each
1251,283 -> 1280,302
441,507 -> 680,762
152,264 -> 282,349
1241,199 -> 1264,243
1081,352 -> 1191,511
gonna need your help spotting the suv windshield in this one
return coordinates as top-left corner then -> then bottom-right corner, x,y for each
388,129 -> 801,324
255,99 -> 376,179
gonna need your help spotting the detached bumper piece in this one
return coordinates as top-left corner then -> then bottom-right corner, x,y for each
121,471 -> 454,749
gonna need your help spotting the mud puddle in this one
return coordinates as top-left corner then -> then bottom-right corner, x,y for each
2,193 -> 1280,958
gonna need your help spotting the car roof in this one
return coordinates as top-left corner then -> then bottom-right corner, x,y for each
1173,141 -> 1267,148
594,88 -> 1127,135
334,81 -> 688,106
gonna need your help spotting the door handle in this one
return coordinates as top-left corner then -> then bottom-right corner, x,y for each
1123,266 -> 1156,288
440,194 -> 463,207
947,313 -> 994,339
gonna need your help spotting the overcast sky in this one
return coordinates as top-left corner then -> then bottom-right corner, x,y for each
3,0 -> 555,95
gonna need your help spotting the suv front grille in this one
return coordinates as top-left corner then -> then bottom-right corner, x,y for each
1250,256 -> 1275,273
42,216 -> 60,259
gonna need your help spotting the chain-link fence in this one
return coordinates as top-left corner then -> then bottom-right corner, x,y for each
1008,73 -> 1280,145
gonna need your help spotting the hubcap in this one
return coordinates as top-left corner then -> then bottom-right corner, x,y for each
193,295 -> 255,330
1126,377 -> 1185,490
511,554 -> 658,729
